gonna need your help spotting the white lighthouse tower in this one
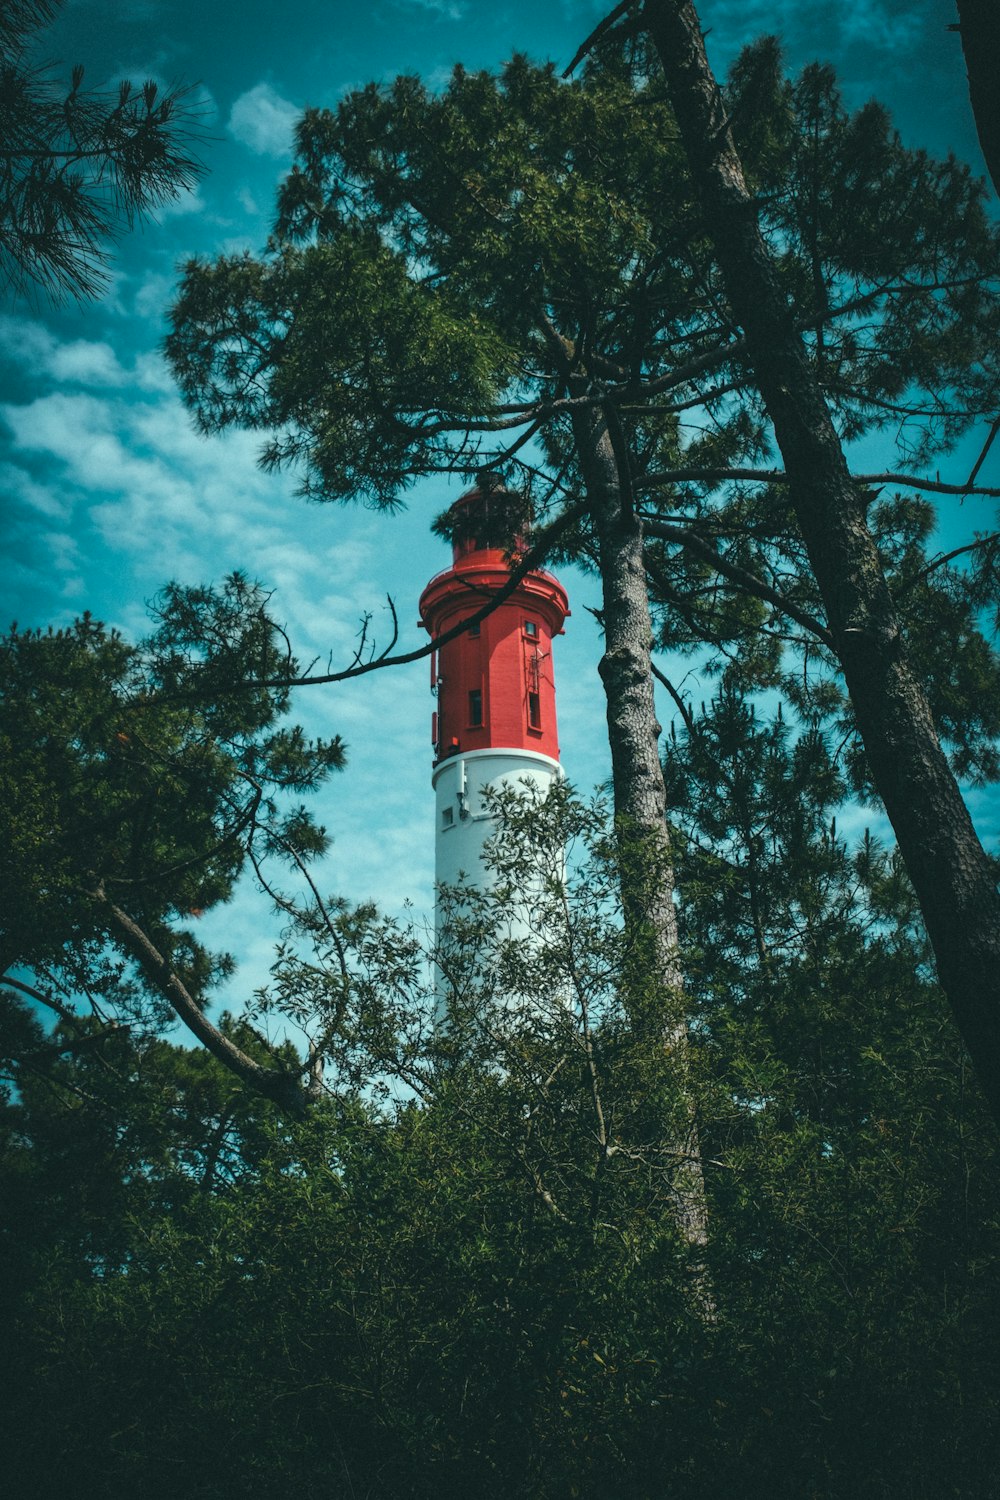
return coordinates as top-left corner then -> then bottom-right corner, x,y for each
418,484 -> 570,966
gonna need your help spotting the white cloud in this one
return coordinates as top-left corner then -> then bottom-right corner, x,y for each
2,381 -> 396,658
237,185 -> 261,216
130,268 -> 177,321
838,0 -> 922,52
0,314 -> 609,999
155,184 -> 208,219
0,314 -> 59,369
395,0 -> 467,19
0,315 -> 128,388
48,340 -> 128,387
133,349 -> 177,394
421,64 -> 458,93
708,0 -> 929,62
228,82 -> 300,159
0,459 -> 72,521
216,234 -> 260,257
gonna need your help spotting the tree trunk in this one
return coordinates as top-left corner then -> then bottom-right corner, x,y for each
573,406 -> 679,968
571,400 -> 711,1255
954,1 -> 1000,198
643,0 -> 1000,1129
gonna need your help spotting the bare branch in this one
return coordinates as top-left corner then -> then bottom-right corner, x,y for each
642,516 -> 834,645
639,466 -> 1000,498
966,413 -> 1000,491
178,498 -> 587,698
897,531 -> 1000,595
651,661 -> 698,737
563,0 -> 636,77
97,889 -> 308,1114
1,973 -> 76,1024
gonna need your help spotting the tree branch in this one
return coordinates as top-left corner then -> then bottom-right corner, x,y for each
183,498 -> 587,697
651,660 -> 698,736
97,890 -> 308,1114
1,972 -> 77,1024
642,516 -> 834,645
897,531 -> 1000,595
639,466 -> 1000,498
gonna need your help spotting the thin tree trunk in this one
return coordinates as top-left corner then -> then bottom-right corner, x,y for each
571,400 -> 711,1255
643,0 -> 1000,1128
573,406 -> 679,966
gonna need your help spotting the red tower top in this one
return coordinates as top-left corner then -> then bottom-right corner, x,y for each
418,485 -> 569,765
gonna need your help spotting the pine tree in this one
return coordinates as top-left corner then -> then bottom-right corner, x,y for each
166,37 -> 1000,1128
614,0 -> 1000,1123
0,0 -> 205,302
0,575 -> 343,1110
5,762 -> 999,1497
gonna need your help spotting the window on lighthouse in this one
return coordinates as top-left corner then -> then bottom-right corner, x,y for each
528,691 -> 542,730
468,688 -> 483,727
524,619 -> 538,638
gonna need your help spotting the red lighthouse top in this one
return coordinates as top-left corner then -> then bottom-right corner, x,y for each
418,485 -> 569,765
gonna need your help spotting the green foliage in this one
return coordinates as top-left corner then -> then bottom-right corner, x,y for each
665,688 -> 1000,1496
169,235 -> 516,507
634,48 -> 1000,794
4,756 -> 999,1497
166,52 -> 697,509
166,42 -> 1000,797
168,42 -> 1000,487
728,49 -> 1000,454
9,30 -> 1000,1498
0,573 -> 343,1072
0,0 -> 205,301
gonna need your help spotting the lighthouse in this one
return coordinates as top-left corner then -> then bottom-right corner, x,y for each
418,484 -> 570,961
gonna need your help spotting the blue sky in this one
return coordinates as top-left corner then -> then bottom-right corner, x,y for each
2,0 -> 994,1005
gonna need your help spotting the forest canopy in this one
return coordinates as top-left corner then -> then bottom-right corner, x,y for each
5,3 -> 1000,1495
